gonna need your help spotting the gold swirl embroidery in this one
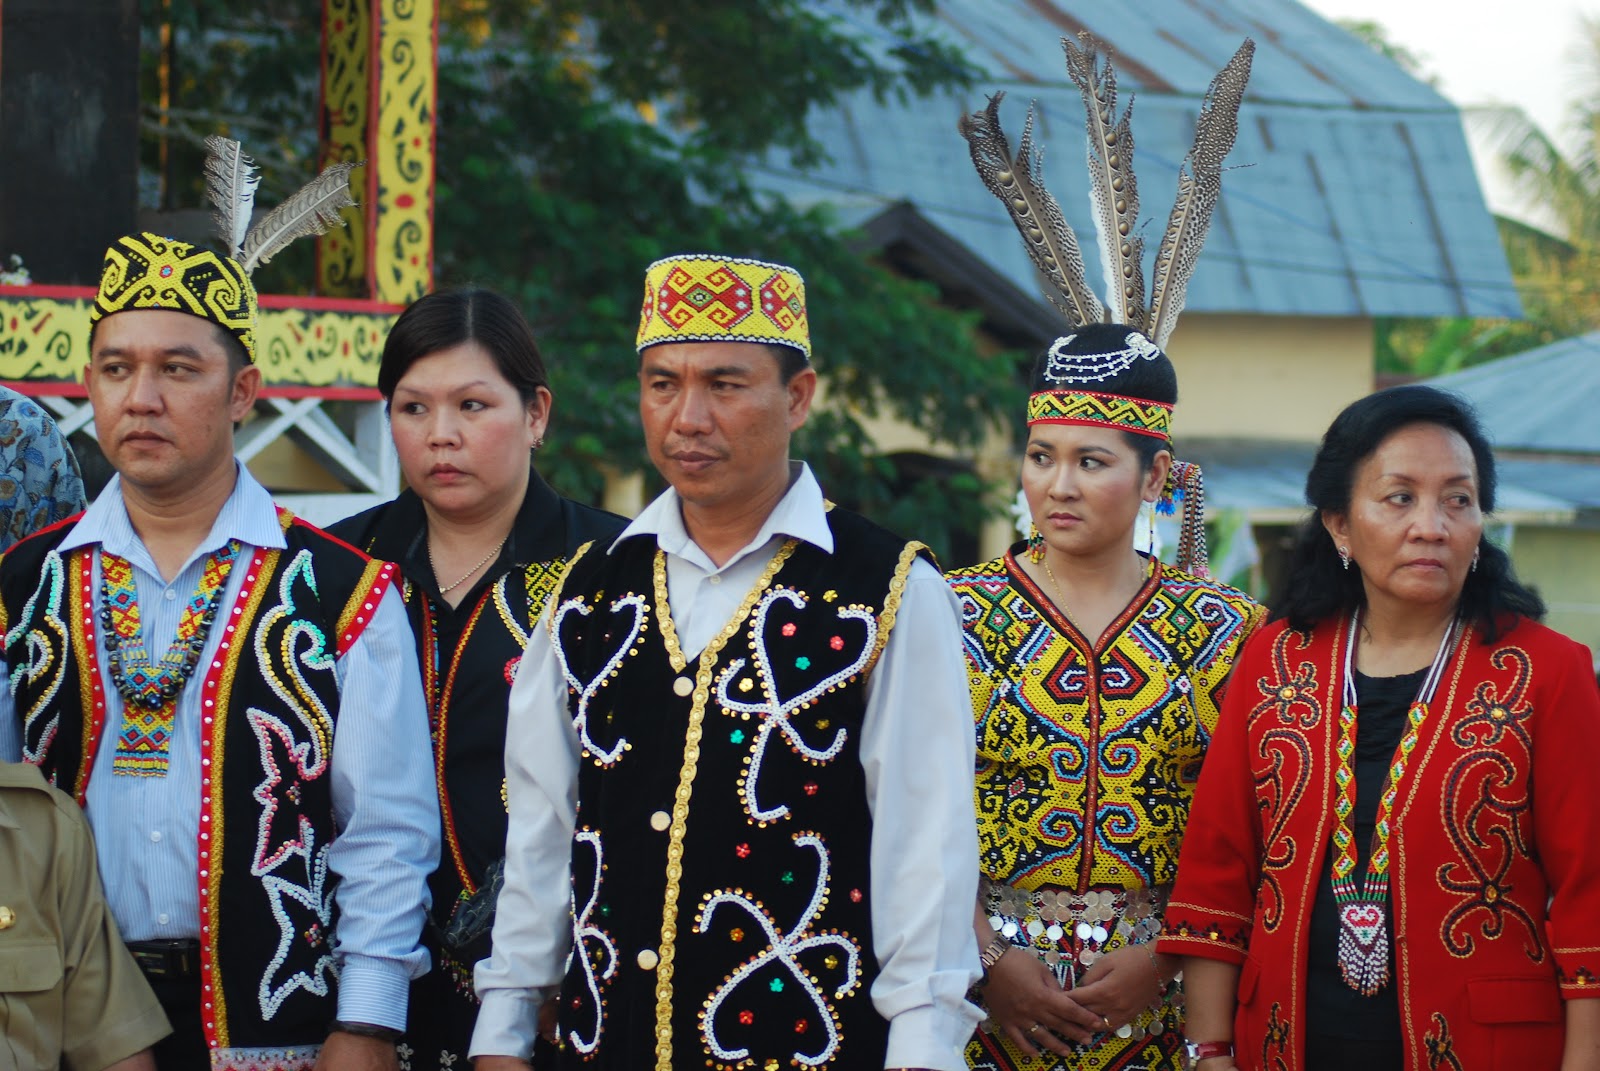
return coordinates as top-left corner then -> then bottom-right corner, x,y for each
652,539 -> 800,1071
543,541 -> 594,642
869,541 -> 927,670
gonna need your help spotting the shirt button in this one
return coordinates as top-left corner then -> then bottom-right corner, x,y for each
157,913 -> 170,925
650,810 -> 671,831
636,948 -> 660,970
165,589 -> 177,600
707,575 -> 723,585
673,676 -> 693,697
150,831 -> 163,843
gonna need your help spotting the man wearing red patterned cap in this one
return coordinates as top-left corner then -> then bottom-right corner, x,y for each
472,253 -> 983,1070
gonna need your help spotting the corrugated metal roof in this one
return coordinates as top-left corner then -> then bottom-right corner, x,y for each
763,0 -> 1519,320
1427,333 -> 1600,455
1181,438 -> 1578,521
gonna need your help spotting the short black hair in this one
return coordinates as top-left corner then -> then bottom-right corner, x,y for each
378,288 -> 549,403
766,343 -> 809,384
1271,384 -> 1544,641
211,324 -> 250,375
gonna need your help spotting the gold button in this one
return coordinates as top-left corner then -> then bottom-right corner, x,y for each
673,676 -> 693,697
637,948 -> 660,970
0,906 -> 14,930
650,810 -> 671,831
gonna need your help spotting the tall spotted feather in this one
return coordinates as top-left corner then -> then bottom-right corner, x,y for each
238,161 -> 363,274
1063,35 -> 1146,332
959,93 -> 1104,326
202,135 -> 260,258
1146,39 -> 1255,349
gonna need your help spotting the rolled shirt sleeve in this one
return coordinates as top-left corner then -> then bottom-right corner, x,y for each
860,559 -> 984,1070
328,583 -> 441,1029
469,605 -> 582,1058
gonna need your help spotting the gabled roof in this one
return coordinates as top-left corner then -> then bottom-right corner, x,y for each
1428,332 -> 1600,456
765,0 -> 1519,321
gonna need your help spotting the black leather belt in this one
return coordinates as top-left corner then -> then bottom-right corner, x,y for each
126,938 -> 202,979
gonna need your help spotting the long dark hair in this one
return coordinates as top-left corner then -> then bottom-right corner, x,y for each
377,287 -> 549,404
1272,385 -> 1543,641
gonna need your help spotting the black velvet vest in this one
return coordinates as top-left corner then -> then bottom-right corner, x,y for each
0,510 -> 394,1066
548,507 -> 928,1071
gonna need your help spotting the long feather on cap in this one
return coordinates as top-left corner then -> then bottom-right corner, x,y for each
1146,38 -> 1254,349
959,93 -> 1106,328
1062,35 -> 1146,333
202,135 -> 260,259
238,160 -> 362,274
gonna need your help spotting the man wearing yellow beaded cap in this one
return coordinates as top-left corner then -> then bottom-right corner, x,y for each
0,140 -> 440,1071
473,253 -> 984,1071
90,230 -> 258,366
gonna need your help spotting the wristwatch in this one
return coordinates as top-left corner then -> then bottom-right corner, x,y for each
1185,1039 -> 1234,1067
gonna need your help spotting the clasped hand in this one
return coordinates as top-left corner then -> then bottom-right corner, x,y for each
981,943 -> 1162,1059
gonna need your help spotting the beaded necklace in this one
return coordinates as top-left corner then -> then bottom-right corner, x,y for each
101,540 -> 241,777
1331,609 -> 1459,994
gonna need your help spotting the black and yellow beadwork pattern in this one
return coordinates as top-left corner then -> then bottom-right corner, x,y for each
1026,389 -> 1172,441
91,232 -> 258,361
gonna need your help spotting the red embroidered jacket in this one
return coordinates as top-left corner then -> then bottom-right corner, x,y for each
1159,615 -> 1600,1070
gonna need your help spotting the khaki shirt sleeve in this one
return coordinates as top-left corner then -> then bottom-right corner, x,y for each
53,794 -> 171,1071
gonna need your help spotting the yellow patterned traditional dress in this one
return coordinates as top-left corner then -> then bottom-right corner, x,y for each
947,548 -> 1261,1071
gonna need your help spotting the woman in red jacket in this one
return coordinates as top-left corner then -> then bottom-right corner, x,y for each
1161,385 -> 1600,1071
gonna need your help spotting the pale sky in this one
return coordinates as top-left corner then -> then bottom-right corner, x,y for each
1302,0 -> 1594,222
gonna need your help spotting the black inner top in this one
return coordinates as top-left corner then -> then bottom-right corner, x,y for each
1305,666 -> 1429,1041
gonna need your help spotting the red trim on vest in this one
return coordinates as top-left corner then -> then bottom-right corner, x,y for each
197,545 -> 270,1051
336,559 -> 396,658
73,550 -> 107,806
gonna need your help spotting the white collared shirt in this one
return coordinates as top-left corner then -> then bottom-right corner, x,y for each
471,463 -> 983,1069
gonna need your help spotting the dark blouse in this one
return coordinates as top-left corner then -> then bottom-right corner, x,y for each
328,467 -> 624,1064
1306,667 -> 1428,1041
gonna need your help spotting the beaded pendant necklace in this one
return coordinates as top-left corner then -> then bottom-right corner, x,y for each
101,539 -> 242,777
1332,608 -> 1459,994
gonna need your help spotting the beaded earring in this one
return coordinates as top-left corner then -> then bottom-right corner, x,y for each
1471,546 -> 1479,573
1338,545 -> 1351,570
1027,523 -> 1046,564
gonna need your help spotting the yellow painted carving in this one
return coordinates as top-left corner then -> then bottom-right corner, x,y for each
316,0 -> 371,298
0,294 -> 391,390
373,0 -> 437,305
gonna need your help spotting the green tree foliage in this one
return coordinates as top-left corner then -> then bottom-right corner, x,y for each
1342,16 -> 1600,376
138,1 -> 1023,560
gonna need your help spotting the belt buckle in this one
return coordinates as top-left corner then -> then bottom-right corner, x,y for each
129,940 -> 195,979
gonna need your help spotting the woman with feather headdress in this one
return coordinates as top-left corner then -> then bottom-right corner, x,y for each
945,35 -> 1261,1071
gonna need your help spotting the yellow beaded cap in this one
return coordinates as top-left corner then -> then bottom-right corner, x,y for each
90,232 -> 257,362
636,254 -> 810,360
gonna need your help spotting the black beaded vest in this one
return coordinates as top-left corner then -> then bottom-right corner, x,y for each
0,509 -> 394,1066
548,506 -> 928,1071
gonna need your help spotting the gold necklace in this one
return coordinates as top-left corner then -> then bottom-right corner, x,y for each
429,536 -> 507,595
1040,552 -> 1154,634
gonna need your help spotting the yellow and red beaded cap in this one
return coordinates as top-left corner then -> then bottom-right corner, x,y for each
636,253 -> 810,360
90,232 -> 257,362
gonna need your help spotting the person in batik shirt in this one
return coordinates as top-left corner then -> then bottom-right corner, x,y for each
0,383 -> 86,549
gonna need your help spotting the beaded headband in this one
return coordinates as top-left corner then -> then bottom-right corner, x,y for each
1026,389 -> 1173,441
636,254 -> 810,360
